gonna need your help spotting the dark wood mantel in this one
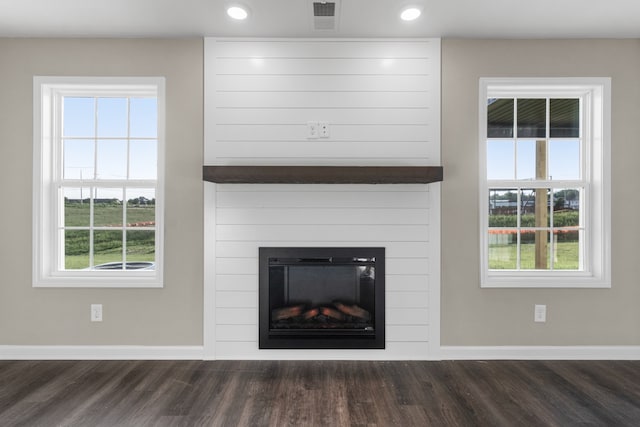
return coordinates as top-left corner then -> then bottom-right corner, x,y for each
203,166 -> 443,184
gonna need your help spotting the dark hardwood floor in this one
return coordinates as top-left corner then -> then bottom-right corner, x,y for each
2,359 -> 640,426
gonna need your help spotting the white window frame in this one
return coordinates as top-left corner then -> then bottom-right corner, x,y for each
479,77 -> 611,288
33,76 -> 165,288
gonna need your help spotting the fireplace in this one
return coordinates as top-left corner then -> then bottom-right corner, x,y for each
259,247 -> 385,349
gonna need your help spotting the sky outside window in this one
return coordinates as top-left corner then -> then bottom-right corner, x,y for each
62,96 -> 158,199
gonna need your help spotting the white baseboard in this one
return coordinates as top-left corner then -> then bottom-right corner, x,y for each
440,345 -> 640,360
4,345 -> 638,361
0,345 -> 204,360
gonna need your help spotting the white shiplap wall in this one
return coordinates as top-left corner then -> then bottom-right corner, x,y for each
204,38 -> 441,360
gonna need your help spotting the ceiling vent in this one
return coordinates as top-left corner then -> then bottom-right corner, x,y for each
311,1 -> 340,31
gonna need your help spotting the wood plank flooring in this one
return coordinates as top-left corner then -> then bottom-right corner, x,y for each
2,360 -> 640,426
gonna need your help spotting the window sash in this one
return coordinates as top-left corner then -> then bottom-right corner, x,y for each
485,184 -> 586,272
56,183 -> 158,271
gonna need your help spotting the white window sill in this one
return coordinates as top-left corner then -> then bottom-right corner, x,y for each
33,273 -> 163,288
481,273 -> 611,289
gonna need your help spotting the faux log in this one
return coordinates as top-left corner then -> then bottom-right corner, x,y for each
272,305 -> 305,321
319,307 -> 345,321
334,302 -> 371,321
302,308 -> 320,320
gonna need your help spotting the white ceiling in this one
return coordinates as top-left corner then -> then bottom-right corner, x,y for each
1,0 -> 640,39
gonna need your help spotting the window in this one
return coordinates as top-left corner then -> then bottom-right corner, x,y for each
479,78 -> 610,288
33,77 -> 165,287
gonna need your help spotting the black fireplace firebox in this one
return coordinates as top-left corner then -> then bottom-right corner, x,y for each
259,247 -> 385,349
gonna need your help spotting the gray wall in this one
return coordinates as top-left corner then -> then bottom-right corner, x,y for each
441,39 -> 640,345
2,37 -> 639,349
0,39 -> 203,345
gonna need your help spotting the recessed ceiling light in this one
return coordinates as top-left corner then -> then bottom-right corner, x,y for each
227,5 -> 249,20
400,6 -> 422,21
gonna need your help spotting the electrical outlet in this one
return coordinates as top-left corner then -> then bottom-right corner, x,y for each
91,304 -> 103,322
307,121 -> 319,139
534,304 -> 546,323
319,122 -> 330,138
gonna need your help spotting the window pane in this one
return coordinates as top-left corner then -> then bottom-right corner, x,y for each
520,230 -> 550,270
521,187 -> 552,270
65,230 -> 90,270
94,230 -> 123,266
97,98 -> 128,137
94,188 -> 123,227
130,98 -> 157,138
521,188 -> 551,227
487,140 -> 514,179
129,140 -> 157,180
550,99 -> 579,138
553,229 -> 580,270
63,139 -> 95,179
96,139 -> 127,180
64,187 -> 90,227
127,188 -> 156,225
553,188 -> 580,222
63,97 -> 95,137
517,99 -> 546,138
489,189 -> 517,226
549,139 -> 580,180
487,98 -> 514,138
516,139 -> 536,180
488,230 -> 517,269
126,230 -> 155,263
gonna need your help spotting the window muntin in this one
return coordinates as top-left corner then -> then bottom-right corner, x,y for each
487,187 -> 583,271
34,77 -> 164,287
480,78 -> 610,288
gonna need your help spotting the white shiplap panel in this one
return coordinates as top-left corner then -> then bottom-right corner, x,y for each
216,308 -> 258,325
386,275 -> 430,291
387,325 -> 429,342
387,308 -> 429,325
216,208 -> 429,225
212,40 -> 435,59
215,241 -> 431,259
216,259 -> 258,275
216,91 -> 429,109
217,259 -> 429,277
215,124 -> 433,142
216,191 -> 430,208
211,158 -> 434,166
215,75 -> 432,93
216,291 -> 257,308
215,142 -> 434,160
216,275 -> 257,291
205,38 -> 440,166
386,259 -> 429,275
216,325 -> 257,342
216,225 -> 428,242
216,242 -> 260,258
216,108 -> 431,126
215,58 -> 431,76
387,292 -> 428,308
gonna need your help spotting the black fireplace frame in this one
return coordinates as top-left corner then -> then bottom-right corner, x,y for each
259,247 -> 385,349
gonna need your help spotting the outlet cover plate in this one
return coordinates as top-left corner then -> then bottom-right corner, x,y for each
534,304 -> 546,322
91,304 -> 103,322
